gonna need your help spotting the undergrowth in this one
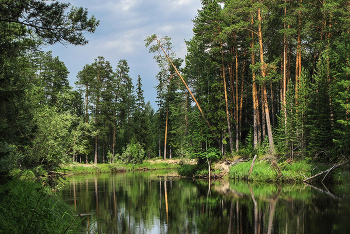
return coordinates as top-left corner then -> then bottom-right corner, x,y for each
0,179 -> 81,233
59,161 -> 180,175
229,159 -> 333,183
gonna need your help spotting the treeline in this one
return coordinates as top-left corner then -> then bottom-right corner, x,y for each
0,0 -> 101,181
149,0 -> 350,162
74,57 -> 156,164
0,1 -> 164,180
2,0 -> 350,181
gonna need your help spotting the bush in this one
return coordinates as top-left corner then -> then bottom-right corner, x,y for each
118,141 -> 145,164
0,179 -> 80,233
178,164 -> 197,177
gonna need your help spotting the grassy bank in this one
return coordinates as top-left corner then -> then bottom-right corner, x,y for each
0,179 -> 80,233
229,159 -> 350,183
58,160 -> 181,175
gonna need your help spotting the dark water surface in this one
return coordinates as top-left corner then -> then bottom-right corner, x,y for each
59,170 -> 350,233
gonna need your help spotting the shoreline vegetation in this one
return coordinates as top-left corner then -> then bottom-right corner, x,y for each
2,157 -> 349,233
53,157 -> 350,184
2,1 -> 350,233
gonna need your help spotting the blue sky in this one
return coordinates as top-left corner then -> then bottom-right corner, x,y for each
44,0 -> 203,110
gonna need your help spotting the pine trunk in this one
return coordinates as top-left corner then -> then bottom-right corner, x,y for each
283,6 -> 287,133
222,47 -> 233,154
239,60 -> 245,142
112,126 -> 115,163
251,16 -> 259,149
94,135 -> 98,164
164,107 -> 168,160
235,46 -> 239,152
258,7 -> 275,154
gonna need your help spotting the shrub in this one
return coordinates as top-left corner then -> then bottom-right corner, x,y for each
0,179 -> 80,233
178,164 -> 197,177
118,141 -> 145,164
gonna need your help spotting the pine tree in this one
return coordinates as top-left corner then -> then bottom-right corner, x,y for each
306,52 -> 333,160
115,59 -> 135,150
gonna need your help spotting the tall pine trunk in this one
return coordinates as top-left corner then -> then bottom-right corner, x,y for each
235,46 -> 239,152
239,60 -> 246,143
257,7 -> 275,154
164,107 -> 168,160
222,47 -> 233,154
94,135 -> 98,164
251,16 -> 260,149
85,84 -> 89,164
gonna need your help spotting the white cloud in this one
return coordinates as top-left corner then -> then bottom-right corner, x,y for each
155,25 -> 174,34
46,0 -> 203,109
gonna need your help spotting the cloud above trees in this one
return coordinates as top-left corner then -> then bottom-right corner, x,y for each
46,0 -> 202,109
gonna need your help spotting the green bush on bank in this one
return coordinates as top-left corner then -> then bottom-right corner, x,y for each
229,160 -> 333,182
0,179 -> 80,233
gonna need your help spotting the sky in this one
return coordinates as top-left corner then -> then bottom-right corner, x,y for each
43,0 -> 203,110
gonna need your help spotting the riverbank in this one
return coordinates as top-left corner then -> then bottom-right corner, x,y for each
58,157 -> 350,184
227,157 -> 350,184
58,158 -> 196,175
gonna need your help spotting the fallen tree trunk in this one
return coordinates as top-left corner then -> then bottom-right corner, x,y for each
303,160 -> 349,183
249,155 -> 257,175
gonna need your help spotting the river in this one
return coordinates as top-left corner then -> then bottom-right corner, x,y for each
59,170 -> 350,233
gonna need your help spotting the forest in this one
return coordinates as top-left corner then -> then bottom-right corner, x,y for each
1,0 -> 350,183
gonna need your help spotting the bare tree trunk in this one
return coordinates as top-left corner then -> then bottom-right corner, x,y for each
239,60 -> 246,142
235,46 -> 239,152
94,135 -> 98,164
283,3 -> 287,131
73,141 -> 76,163
158,132 -> 161,159
222,48 -> 233,154
164,108 -> 168,160
85,85 -> 89,164
270,82 -> 275,127
258,7 -> 275,154
85,85 -> 89,124
251,18 -> 259,148
261,87 -> 266,141
112,126 -> 115,163
262,83 -> 275,154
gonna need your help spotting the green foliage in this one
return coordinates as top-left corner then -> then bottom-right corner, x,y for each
0,0 -> 99,45
178,164 -> 198,177
197,147 -> 220,162
306,53 -> 334,160
0,143 -> 23,183
229,160 -> 315,182
118,141 -> 145,164
25,107 -> 79,171
0,0 -> 99,180
0,179 -> 80,233
276,69 -> 308,159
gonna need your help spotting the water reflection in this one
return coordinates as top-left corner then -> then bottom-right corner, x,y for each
59,171 -> 350,234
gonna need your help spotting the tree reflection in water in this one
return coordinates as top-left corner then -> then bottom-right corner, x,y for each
59,171 -> 350,233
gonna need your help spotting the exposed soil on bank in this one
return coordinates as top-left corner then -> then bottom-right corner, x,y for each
146,158 -> 197,165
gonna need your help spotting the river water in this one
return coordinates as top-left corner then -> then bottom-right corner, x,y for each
59,170 -> 350,233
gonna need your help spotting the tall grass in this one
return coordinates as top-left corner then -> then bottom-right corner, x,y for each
229,160 -> 324,182
0,179 -> 81,233
59,161 -> 180,175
